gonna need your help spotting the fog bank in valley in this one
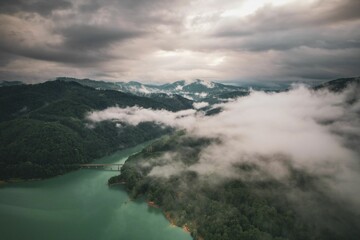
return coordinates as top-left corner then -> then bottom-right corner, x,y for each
87,84 -> 360,212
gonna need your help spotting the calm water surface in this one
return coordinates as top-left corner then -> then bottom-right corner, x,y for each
0,142 -> 191,240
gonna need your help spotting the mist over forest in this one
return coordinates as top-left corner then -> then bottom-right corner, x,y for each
99,81 -> 360,239
1,0 -> 360,239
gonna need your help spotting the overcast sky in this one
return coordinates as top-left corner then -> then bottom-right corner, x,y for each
0,0 -> 359,84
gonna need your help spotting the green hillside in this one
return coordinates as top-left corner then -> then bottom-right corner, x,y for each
113,132 -> 360,240
313,77 -> 360,92
0,80 -> 192,180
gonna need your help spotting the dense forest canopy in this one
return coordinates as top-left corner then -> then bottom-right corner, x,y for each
1,77 -> 359,239
108,78 -> 360,240
113,132 -> 360,240
0,80 -> 193,180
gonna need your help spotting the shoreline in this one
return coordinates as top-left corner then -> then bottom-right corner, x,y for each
147,201 -> 160,208
0,178 -> 42,186
108,181 -> 126,187
147,201 -> 195,237
0,138 -> 161,185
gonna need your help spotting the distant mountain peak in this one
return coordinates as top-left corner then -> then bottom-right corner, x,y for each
127,81 -> 142,86
191,79 -> 215,88
0,80 -> 24,87
314,76 -> 360,92
53,77 -> 249,104
174,80 -> 187,85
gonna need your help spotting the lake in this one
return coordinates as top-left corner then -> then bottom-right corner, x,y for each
0,142 -> 191,240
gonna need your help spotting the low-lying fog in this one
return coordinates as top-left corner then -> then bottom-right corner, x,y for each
88,84 -> 360,213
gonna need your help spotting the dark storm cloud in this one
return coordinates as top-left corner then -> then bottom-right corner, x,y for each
59,24 -> 145,50
0,17 -> 120,66
0,44 -> 111,67
199,0 -> 360,81
0,1 -> 150,68
0,0 -> 72,16
237,27 -> 360,52
280,48 -> 360,80
76,0 -> 186,26
0,0 -> 183,70
0,52 -> 16,67
211,0 -> 360,54
5,46 -> 111,66
0,0 -> 359,82
321,0 -> 360,23
214,0 -> 360,38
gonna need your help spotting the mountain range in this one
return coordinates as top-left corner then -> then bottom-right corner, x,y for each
0,80 -> 192,180
0,76 -> 359,180
57,77 -> 249,103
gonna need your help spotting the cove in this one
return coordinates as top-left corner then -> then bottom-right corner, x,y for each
0,142 -> 192,240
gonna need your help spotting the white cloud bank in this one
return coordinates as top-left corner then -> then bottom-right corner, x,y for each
192,101 -> 209,109
87,107 -> 197,128
87,84 -> 360,209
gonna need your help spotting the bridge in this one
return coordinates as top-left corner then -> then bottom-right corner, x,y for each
78,163 -> 123,171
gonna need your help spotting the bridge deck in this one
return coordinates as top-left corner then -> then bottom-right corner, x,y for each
77,163 -> 123,171
78,163 -> 123,166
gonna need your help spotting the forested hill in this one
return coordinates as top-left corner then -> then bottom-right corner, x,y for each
113,132 -> 360,240
0,80 -> 193,122
0,80 -> 193,180
313,77 -> 360,92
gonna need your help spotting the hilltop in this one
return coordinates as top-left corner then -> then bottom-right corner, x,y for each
0,80 -> 192,180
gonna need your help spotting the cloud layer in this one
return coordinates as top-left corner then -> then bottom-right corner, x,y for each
87,84 -> 360,210
0,0 -> 359,83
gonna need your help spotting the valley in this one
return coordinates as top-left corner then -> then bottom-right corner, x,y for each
1,1 -> 359,239
0,77 -> 359,240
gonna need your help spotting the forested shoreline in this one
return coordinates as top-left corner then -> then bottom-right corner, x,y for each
112,132 -> 360,240
0,80 -> 192,180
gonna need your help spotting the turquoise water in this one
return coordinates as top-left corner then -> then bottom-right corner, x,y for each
0,143 -> 191,240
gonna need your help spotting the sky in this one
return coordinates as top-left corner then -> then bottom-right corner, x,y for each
0,0 -> 359,84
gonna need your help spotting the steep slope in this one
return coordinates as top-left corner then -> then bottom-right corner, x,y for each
313,77 -> 360,92
0,80 -> 23,87
109,77 -> 360,240
111,132 -> 360,240
0,80 -> 191,121
0,80 -> 192,180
